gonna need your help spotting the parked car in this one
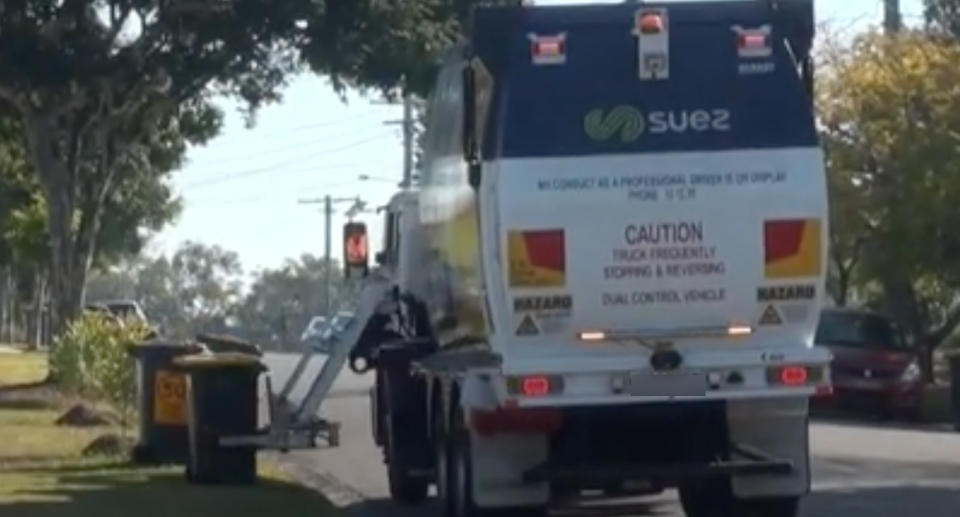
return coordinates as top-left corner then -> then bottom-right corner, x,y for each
815,307 -> 923,419
84,299 -> 159,337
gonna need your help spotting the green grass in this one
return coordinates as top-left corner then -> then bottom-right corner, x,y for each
0,408 -> 113,466
0,351 -> 49,387
0,406 -> 337,516
0,352 -> 336,517
0,461 -> 336,517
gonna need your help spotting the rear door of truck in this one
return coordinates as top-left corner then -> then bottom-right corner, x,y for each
476,2 -> 827,368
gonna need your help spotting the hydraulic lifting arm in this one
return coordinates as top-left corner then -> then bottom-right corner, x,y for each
219,272 -> 394,451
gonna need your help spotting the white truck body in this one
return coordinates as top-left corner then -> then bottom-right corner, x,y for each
358,2 -> 831,516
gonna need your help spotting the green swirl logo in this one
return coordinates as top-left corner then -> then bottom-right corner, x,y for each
584,105 -> 645,142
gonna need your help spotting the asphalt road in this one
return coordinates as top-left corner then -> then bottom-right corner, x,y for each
262,352 -> 960,517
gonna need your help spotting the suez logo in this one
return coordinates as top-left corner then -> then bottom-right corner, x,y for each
584,105 -> 731,143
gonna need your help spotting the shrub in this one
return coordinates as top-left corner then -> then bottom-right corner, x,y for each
50,313 -> 152,430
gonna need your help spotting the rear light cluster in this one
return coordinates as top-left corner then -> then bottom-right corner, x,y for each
766,365 -> 826,388
506,374 -> 564,397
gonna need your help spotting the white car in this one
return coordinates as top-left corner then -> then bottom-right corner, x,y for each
300,316 -> 328,343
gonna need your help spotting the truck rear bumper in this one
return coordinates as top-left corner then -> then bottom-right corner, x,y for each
523,457 -> 794,485
491,346 -> 831,409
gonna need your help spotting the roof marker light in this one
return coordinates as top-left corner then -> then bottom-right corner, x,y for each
637,12 -> 664,34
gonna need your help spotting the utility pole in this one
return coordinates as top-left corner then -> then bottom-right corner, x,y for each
298,195 -> 366,317
402,94 -> 414,189
324,195 -> 332,317
381,90 -> 416,189
884,0 -> 901,34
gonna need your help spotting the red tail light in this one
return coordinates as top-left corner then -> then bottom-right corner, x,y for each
779,366 -> 809,386
521,376 -> 551,397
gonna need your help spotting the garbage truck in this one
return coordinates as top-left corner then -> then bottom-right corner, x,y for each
347,2 -> 831,516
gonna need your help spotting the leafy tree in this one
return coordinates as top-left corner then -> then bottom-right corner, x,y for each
817,29 -> 960,378
0,0 -> 504,337
88,241 -> 244,339
169,241 -> 244,335
234,254 -> 356,350
88,247 -> 356,348
926,0 -> 960,36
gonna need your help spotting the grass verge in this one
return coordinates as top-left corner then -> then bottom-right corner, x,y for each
0,353 -> 336,517
0,351 -> 49,388
0,460 -> 337,517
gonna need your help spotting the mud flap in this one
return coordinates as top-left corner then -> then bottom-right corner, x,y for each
727,398 -> 810,499
461,375 -> 549,508
471,433 -> 549,508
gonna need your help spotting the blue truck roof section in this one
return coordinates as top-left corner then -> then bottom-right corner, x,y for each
469,1 -> 818,159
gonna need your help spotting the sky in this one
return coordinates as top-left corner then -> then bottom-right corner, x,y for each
153,0 -> 925,278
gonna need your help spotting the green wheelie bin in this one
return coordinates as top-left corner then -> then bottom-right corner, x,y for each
175,352 -> 265,484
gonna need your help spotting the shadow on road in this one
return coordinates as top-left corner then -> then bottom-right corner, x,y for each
339,498 -> 437,517
811,410 -> 957,434
804,485 -> 960,517
340,485 -> 960,517
336,495 -> 675,517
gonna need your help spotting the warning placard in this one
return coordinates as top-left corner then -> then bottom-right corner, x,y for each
508,229 -> 566,288
516,314 -> 540,336
154,369 -> 187,426
759,305 -> 783,326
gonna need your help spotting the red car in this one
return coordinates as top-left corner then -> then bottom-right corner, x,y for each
814,307 -> 924,419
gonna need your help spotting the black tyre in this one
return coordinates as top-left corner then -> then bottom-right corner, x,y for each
679,479 -> 799,517
736,496 -> 800,517
384,407 -> 429,504
435,400 -> 455,515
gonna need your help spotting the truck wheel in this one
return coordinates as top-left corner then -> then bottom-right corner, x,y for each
679,479 -> 799,517
679,479 -> 731,517
385,410 -> 429,504
735,497 -> 800,517
448,404 -> 547,517
435,402 -> 455,515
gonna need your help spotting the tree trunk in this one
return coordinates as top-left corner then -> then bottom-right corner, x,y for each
835,267 -> 850,307
919,341 -> 935,382
45,184 -> 80,339
30,269 -> 44,349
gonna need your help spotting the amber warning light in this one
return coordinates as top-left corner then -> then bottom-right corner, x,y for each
343,222 -> 369,279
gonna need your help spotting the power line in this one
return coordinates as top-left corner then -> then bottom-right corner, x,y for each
181,162 -> 359,190
179,132 -> 397,190
187,110 -> 399,151
185,182 -> 355,208
186,125 -> 394,170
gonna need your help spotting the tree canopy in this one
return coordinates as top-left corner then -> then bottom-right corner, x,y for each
87,245 -> 355,348
0,0 -> 501,336
818,28 -> 960,374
